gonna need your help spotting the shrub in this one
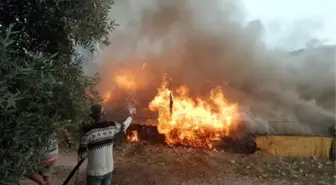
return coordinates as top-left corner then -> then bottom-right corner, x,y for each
0,0 -> 116,184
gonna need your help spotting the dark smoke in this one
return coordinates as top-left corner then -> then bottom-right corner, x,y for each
93,0 -> 335,135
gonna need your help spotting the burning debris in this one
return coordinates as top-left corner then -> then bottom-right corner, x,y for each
127,130 -> 140,143
123,121 -> 256,154
149,75 -> 239,148
105,70 -> 247,151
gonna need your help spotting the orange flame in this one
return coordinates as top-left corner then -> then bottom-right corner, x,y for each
103,92 -> 112,102
114,74 -> 137,91
127,130 -> 140,143
101,62 -> 150,104
149,76 -> 239,148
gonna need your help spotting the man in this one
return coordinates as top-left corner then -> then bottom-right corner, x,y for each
78,104 -> 136,185
29,129 -> 72,185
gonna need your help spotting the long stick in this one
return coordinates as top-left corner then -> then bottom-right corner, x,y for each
61,158 -> 86,185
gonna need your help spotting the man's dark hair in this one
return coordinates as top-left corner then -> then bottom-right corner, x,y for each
90,104 -> 103,121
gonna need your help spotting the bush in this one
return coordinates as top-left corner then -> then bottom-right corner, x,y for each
0,26 -> 64,184
0,0 -> 116,184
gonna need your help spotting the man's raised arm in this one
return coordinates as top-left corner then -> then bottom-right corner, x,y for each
121,106 -> 136,132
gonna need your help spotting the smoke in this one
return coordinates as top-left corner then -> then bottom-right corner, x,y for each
266,19 -> 327,50
96,0 -> 335,135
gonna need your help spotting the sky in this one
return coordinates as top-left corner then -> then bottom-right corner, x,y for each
241,0 -> 336,50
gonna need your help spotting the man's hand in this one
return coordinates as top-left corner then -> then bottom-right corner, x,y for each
128,106 -> 136,117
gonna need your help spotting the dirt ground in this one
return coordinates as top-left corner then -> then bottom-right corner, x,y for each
21,142 -> 335,185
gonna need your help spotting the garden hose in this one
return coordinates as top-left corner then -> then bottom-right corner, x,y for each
61,157 -> 86,185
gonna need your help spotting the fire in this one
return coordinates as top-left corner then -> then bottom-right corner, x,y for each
127,130 -> 140,143
102,72 -> 137,104
103,92 -> 112,102
102,62 -> 239,148
149,77 -> 239,148
115,73 -> 137,91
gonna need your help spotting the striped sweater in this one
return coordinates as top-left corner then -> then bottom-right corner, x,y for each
39,138 -> 58,162
78,117 -> 133,176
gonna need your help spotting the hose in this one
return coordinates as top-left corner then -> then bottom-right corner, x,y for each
62,129 -> 83,185
74,154 -> 80,185
61,158 -> 86,185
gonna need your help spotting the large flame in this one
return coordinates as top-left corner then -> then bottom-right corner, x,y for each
149,76 -> 239,148
102,62 -> 240,148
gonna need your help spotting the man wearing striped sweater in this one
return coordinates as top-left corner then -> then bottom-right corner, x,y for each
78,104 -> 136,185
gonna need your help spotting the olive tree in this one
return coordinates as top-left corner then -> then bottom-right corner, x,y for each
0,0 -> 116,184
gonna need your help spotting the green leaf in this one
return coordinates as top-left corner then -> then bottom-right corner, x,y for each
0,0 -> 112,182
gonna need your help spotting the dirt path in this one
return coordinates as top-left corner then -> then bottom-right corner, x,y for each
20,152 -> 86,185
20,143 -> 335,185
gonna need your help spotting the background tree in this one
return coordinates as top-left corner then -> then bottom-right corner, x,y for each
0,0 -> 116,184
